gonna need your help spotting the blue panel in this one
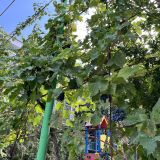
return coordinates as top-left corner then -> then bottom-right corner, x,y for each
85,127 -> 89,154
107,130 -> 111,137
97,125 -> 101,152
95,130 -> 97,152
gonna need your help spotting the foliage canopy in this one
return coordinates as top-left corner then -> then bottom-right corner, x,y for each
0,0 -> 160,159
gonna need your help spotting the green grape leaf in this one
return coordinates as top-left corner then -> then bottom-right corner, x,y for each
55,101 -> 63,111
151,98 -> 160,124
89,80 -> 108,96
107,52 -> 126,67
133,133 -> 157,155
117,65 -> 145,80
66,119 -> 73,127
123,111 -> 147,126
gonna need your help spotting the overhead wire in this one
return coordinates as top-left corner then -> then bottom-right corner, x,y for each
4,32 -> 22,43
0,0 -> 16,17
6,0 -> 54,43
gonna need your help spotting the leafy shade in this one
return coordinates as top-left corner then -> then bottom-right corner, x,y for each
0,0 -> 160,159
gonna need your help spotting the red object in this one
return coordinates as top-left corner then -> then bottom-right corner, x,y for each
85,153 -> 100,160
101,117 -> 108,129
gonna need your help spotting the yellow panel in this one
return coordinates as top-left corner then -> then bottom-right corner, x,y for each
100,134 -> 106,149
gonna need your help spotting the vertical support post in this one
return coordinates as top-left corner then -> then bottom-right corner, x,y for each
36,79 -> 56,160
85,127 -> 89,154
95,130 -> 97,152
97,126 -> 101,153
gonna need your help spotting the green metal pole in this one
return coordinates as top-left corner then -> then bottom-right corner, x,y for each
36,88 -> 56,160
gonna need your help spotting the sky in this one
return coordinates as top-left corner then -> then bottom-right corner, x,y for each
0,0 -> 55,38
75,8 -> 95,41
0,0 -> 91,46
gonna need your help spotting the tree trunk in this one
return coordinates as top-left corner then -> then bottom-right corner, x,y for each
47,128 -> 60,160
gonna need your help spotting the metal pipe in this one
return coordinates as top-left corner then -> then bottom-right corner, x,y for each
36,80 -> 56,160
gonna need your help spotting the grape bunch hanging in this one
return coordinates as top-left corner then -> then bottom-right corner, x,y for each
112,108 -> 125,122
